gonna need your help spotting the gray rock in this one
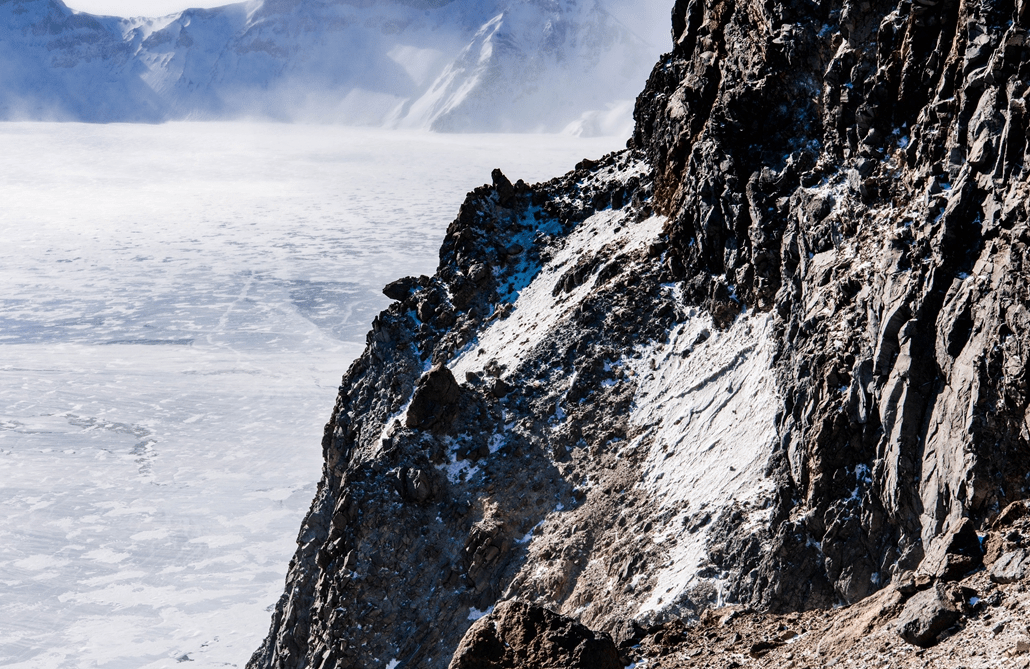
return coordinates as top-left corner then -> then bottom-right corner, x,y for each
992,549 -> 1029,584
895,583 -> 970,647
468,263 -> 490,284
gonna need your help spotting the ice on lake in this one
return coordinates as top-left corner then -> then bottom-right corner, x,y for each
0,122 -> 624,668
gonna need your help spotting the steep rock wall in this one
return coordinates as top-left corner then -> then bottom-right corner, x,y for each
633,0 -> 1030,609
251,0 -> 1030,666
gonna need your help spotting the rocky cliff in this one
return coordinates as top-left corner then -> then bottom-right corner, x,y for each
250,0 -> 1030,666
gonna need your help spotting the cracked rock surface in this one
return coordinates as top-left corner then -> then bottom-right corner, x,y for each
249,0 -> 1030,667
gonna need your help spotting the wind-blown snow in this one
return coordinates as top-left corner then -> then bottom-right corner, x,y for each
451,167 -> 654,381
448,183 -> 779,621
0,122 -> 624,668
626,311 -> 779,618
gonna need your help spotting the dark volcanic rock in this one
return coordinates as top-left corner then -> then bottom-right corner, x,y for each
406,363 -> 461,430
383,276 -> 419,301
448,601 -> 622,669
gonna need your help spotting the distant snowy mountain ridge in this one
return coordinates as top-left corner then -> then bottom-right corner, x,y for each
0,0 -> 661,132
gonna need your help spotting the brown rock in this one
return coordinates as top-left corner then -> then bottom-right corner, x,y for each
448,600 -> 621,669
984,532 -> 1007,567
895,583 -> 970,647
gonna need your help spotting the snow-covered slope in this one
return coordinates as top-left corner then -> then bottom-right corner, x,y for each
0,0 -> 664,131
0,121 -> 626,668
0,0 -> 163,121
401,0 -> 653,132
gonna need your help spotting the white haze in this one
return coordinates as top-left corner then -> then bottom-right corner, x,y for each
0,0 -> 672,135
64,0 -> 672,45
0,122 -> 625,668
63,0 -> 227,17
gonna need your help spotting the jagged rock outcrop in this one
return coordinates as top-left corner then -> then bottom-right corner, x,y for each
250,0 -> 1030,667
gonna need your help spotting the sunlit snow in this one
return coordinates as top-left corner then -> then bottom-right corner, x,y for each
0,122 -> 623,668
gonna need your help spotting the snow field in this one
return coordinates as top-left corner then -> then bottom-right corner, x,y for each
0,122 -> 624,668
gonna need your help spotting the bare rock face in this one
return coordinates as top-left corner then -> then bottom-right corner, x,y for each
632,0 -> 1030,612
249,0 -> 1030,668
448,601 -> 622,669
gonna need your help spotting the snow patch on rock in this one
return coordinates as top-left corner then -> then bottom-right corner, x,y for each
626,310 -> 779,619
451,203 -> 659,381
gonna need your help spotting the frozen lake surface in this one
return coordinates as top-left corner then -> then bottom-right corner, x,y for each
0,122 -> 624,668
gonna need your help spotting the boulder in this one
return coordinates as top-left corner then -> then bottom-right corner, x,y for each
927,517 -> 984,581
610,619 -> 647,649
395,467 -> 435,504
490,378 -> 512,398
895,583 -> 973,647
994,501 -> 1030,528
383,276 -> 419,301
991,549 -> 1029,584
448,600 -> 621,669
468,263 -> 490,284
406,364 -> 461,430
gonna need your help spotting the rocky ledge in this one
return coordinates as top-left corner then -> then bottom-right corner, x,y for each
249,0 -> 1030,667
